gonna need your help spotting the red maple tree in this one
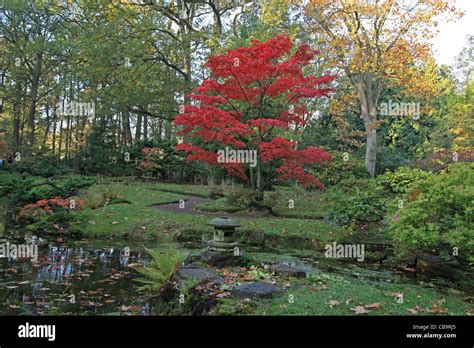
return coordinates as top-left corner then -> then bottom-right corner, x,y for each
175,35 -> 335,194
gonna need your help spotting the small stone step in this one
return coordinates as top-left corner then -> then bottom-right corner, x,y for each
177,266 -> 224,284
268,262 -> 307,279
232,282 -> 278,299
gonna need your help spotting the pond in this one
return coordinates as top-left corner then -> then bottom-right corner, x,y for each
0,236 -> 165,315
0,233 -> 470,316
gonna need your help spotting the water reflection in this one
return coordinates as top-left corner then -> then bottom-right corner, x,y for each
0,238 -> 152,315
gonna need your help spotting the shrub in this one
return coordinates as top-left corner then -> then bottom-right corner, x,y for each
416,148 -> 474,172
61,176 -> 96,194
264,190 -> 281,212
376,146 -> 410,173
135,246 -> 181,293
327,177 -> 375,195
310,152 -> 368,187
1,174 -> 96,207
326,179 -> 386,226
225,187 -> 279,212
19,197 -> 85,234
376,167 -> 432,194
136,147 -> 163,177
208,184 -> 224,199
25,210 -> 86,235
82,184 -> 124,209
8,155 -> 73,177
26,185 -> 62,202
19,197 -> 84,222
226,187 -> 258,209
0,173 -> 25,197
389,163 -> 474,261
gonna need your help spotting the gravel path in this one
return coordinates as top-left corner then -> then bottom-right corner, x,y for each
153,195 -> 221,216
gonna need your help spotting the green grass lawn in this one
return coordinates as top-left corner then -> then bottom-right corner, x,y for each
152,182 -> 216,197
194,197 -> 242,213
77,182 -> 346,244
194,185 -> 330,219
78,183 -> 185,239
271,189 -> 329,219
254,273 -> 474,315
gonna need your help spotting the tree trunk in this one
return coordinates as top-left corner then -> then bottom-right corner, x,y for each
12,98 -> 21,151
256,157 -> 263,201
43,104 -> 50,146
52,104 -> 57,154
364,125 -> 377,178
354,73 -> 382,178
135,113 -> 142,142
26,53 -> 43,148
121,112 -> 132,145
58,113 -> 64,164
249,166 -> 255,190
143,115 -> 148,140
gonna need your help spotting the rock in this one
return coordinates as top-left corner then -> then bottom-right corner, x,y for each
268,262 -> 307,279
201,249 -> 248,267
177,266 -> 224,284
241,230 -> 265,246
416,253 -> 462,280
232,282 -> 278,299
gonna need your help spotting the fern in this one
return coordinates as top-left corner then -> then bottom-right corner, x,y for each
135,245 -> 181,293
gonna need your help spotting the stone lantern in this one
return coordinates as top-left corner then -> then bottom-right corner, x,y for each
207,216 -> 240,252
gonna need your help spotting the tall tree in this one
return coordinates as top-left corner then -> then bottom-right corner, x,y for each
302,0 -> 461,177
175,35 -> 335,198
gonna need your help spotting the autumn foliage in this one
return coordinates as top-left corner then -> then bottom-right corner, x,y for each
19,197 -> 84,220
137,147 -> 163,174
174,35 -> 335,189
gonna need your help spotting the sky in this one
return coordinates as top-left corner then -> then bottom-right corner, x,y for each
432,0 -> 474,66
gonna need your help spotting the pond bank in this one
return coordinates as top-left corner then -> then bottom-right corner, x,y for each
0,233 -> 472,316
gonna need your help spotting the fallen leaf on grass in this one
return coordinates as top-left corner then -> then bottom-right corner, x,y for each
426,300 -> 449,314
384,291 -> 404,302
127,263 -> 142,268
350,306 -> 371,314
350,302 -> 382,314
119,305 -> 140,312
364,303 -> 381,309
384,291 -> 403,298
328,300 -> 340,308
406,305 -> 424,315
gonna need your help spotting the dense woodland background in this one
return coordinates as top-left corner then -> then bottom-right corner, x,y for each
0,0 -> 471,182
0,1 -> 473,317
